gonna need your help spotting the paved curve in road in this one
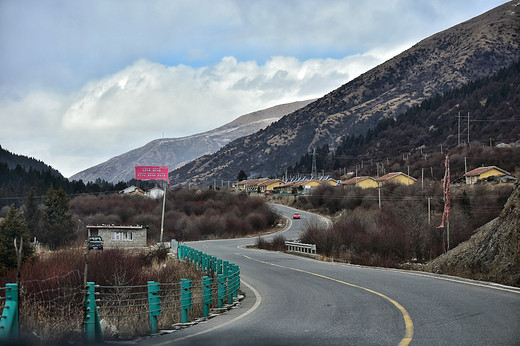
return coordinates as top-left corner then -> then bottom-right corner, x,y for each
140,204 -> 520,345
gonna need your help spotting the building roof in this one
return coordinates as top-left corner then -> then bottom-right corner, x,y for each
87,224 -> 146,230
375,172 -> 416,182
257,179 -> 283,187
237,178 -> 266,186
120,185 -> 145,194
464,166 -> 510,177
341,176 -> 374,185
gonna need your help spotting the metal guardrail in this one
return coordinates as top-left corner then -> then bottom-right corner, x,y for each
0,283 -> 18,341
83,243 -> 240,343
285,241 -> 317,254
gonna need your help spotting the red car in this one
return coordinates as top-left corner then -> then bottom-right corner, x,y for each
293,212 -> 301,219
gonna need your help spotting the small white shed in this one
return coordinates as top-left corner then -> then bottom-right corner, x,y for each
87,225 -> 147,248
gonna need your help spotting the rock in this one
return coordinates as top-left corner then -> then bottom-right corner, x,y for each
424,181 -> 520,287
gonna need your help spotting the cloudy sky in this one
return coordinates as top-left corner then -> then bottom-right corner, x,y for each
0,0 -> 509,178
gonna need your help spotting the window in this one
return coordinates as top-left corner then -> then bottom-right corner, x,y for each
112,232 -> 133,241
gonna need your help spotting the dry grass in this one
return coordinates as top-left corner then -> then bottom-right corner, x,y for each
0,247 -> 212,344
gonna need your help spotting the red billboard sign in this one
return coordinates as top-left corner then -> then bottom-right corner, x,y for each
135,166 -> 169,181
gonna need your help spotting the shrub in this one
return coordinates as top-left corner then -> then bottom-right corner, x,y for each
256,235 -> 286,251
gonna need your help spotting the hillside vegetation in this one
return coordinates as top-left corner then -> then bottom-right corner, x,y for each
423,181 -> 520,287
0,145 -> 135,210
287,181 -> 513,267
290,60 -> 520,180
71,189 -> 280,242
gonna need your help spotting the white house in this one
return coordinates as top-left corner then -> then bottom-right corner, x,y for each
87,225 -> 147,248
120,185 -> 145,196
147,186 -> 165,199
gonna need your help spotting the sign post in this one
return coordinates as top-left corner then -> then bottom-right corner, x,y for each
135,166 -> 169,244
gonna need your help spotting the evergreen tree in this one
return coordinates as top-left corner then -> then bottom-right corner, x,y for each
0,205 -> 34,274
41,187 -> 76,249
24,187 -> 41,239
237,170 -> 248,181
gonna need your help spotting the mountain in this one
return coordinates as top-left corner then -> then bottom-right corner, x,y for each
291,60 -> 520,180
0,145 -> 63,178
169,1 -> 520,185
70,99 -> 314,183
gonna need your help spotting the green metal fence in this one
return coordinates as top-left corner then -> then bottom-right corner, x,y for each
0,283 -> 18,341
82,243 -> 240,343
0,244 -> 240,344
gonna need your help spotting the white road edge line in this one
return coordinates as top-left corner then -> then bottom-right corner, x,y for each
155,279 -> 262,344
393,269 -> 520,294
329,262 -> 520,295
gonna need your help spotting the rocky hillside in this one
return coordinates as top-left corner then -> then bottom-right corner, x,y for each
424,181 -> 520,287
70,99 -> 314,183
170,1 -> 520,185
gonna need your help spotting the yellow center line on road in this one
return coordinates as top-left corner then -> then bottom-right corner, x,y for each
242,254 -> 414,346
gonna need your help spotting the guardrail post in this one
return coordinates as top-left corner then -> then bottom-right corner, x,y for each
217,274 -> 226,308
197,250 -> 202,268
202,276 -> 212,317
181,279 -> 192,323
217,259 -> 223,274
223,261 -> 229,276
222,261 -> 233,304
84,282 -> 103,344
177,244 -> 183,259
211,256 -> 217,274
0,283 -> 18,341
231,264 -> 240,298
148,281 -> 161,334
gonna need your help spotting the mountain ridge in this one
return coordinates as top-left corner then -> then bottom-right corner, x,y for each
70,99 -> 314,183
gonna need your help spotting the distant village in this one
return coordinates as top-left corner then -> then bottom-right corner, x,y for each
121,165 -> 515,197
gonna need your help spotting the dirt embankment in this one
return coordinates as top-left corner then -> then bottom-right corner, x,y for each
423,181 -> 520,287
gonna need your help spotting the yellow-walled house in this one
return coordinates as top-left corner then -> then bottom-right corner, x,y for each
322,178 -> 341,186
258,179 -> 284,193
301,180 -> 322,189
341,176 -> 378,189
236,178 -> 265,192
376,172 -> 416,186
464,166 -> 510,184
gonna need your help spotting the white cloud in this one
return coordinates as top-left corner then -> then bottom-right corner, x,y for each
2,50 -> 400,177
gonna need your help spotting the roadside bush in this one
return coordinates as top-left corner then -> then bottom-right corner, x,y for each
256,235 -> 286,251
246,212 -> 268,232
295,179 -> 513,266
70,188 -> 279,243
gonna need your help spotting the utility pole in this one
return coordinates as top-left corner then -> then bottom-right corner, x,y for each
421,168 -> 424,191
457,111 -> 461,146
427,197 -> 431,226
159,180 -> 167,244
378,187 -> 381,209
467,112 -> 470,147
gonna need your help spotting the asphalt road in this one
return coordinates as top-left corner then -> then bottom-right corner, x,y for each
140,204 -> 520,345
